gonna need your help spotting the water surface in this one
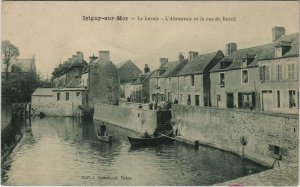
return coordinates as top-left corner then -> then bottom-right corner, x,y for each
1,117 -> 267,186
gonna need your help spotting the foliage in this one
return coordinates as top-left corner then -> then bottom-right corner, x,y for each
1,40 -> 20,80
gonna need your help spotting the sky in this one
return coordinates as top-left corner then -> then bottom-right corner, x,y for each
2,1 -> 299,78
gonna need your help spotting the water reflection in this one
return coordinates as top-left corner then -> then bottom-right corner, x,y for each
2,117 -> 268,186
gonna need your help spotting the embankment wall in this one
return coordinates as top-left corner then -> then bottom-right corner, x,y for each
172,104 -> 298,166
93,103 -> 157,133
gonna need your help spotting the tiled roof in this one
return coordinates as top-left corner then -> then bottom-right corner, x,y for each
177,51 -> 224,76
131,71 -> 155,84
32,88 -> 56,96
150,60 -> 188,78
210,33 -> 299,73
116,60 -> 142,83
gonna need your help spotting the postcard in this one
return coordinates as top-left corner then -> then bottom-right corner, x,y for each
1,1 -> 299,186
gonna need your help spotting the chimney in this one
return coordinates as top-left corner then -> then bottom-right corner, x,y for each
225,43 -> 237,56
272,27 -> 285,42
99,51 -> 110,62
144,64 -> 150,74
77,51 -> 84,62
89,54 -> 98,63
188,51 -> 198,62
178,52 -> 184,63
160,58 -> 168,67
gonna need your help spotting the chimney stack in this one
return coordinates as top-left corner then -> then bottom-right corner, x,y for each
188,51 -> 198,62
99,51 -> 110,62
225,43 -> 237,56
144,64 -> 150,74
178,52 -> 184,63
272,27 -> 285,42
76,51 -> 84,62
160,58 -> 168,67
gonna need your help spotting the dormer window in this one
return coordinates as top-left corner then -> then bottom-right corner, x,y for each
275,41 -> 292,58
242,53 -> 255,67
220,57 -> 233,69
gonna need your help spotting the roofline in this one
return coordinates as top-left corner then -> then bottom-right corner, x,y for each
210,65 -> 258,73
259,54 -> 299,61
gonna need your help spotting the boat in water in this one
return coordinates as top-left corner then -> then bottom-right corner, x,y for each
97,133 -> 112,143
127,130 -> 174,146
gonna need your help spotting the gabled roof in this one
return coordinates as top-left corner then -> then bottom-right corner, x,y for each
66,77 -> 81,88
177,50 -> 224,76
210,33 -> 299,73
150,60 -> 188,79
116,59 -> 142,83
131,71 -> 155,84
32,88 -> 56,96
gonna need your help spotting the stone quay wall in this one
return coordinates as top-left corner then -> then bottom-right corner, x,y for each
171,104 -> 298,166
93,103 -> 157,133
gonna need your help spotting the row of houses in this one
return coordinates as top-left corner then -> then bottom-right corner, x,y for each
32,26 -> 298,116
149,27 -> 299,114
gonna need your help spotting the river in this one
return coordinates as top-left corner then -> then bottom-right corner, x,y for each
1,117 -> 268,186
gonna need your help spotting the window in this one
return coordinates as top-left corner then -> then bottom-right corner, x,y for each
157,78 -> 160,88
219,73 -> 225,87
66,92 -> 69,101
168,78 -> 172,88
287,64 -> 295,80
195,95 -> 200,106
277,90 -> 280,108
187,94 -> 191,105
259,65 -> 270,81
289,90 -> 296,108
191,75 -> 195,86
57,93 -> 60,101
217,94 -> 221,101
107,77 -> 113,87
184,76 -> 187,85
180,94 -> 183,104
76,92 -> 81,97
275,64 -> 283,81
275,47 -> 283,58
241,70 -> 248,84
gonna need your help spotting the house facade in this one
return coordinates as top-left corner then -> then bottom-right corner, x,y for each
88,51 -> 120,109
210,27 -> 299,114
149,55 -> 187,104
31,87 -> 88,116
117,60 -> 142,99
149,51 -> 224,107
176,50 -> 224,107
129,64 -> 153,103
52,51 -> 87,88
258,30 -> 299,114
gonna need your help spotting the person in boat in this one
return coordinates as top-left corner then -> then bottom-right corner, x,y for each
143,131 -> 151,138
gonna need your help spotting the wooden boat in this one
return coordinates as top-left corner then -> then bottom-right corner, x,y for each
127,130 -> 174,146
97,133 -> 112,143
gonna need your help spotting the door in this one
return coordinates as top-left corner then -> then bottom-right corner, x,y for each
226,93 -> 234,108
262,91 -> 273,112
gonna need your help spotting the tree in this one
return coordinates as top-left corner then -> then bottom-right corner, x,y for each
1,40 -> 20,80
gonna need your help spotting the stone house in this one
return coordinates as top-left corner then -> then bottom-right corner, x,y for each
88,51 -> 120,109
52,52 -> 87,88
129,64 -> 154,103
176,50 -> 224,107
31,87 -> 88,116
209,27 -> 298,113
149,51 -> 224,107
258,29 -> 298,114
117,60 -> 142,99
149,54 -> 188,104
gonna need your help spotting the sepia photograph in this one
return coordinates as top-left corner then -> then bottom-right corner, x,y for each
1,1 -> 299,186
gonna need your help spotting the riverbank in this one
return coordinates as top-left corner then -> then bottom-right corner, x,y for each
215,163 -> 298,186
